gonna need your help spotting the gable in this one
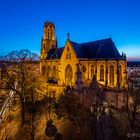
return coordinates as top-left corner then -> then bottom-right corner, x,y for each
60,40 -> 78,62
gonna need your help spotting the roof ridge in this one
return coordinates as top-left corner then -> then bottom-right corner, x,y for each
70,40 -> 79,45
80,38 -> 112,45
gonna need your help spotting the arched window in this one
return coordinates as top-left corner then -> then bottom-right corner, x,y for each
100,65 -> 104,81
65,64 -> 73,86
82,65 -> 86,72
53,66 -> 57,78
119,65 -> 122,85
48,33 -> 51,39
110,65 -> 114,86
91,64 -> 94,79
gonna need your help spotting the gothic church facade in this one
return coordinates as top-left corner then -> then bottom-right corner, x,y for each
40,22 -> 127,95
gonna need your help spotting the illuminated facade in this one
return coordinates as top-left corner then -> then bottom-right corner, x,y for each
40,22 -> 128,96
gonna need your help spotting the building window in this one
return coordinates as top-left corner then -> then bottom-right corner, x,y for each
48,32 -> 51,39
82,65 -> 86,72
110,65 -> 114,86
119,65 -> 122,85
66,52 -> 71,59
65,64 -> 73,86
91,64 -> 94,79
66,46 -> 71,59
100,65 -> 104,81
67,53 -> 71,59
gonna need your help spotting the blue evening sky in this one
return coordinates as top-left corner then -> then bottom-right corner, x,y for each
0,0 -> 140,60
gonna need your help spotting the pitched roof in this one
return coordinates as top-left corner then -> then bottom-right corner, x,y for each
47,47 -> 64,59
70,38 -> 122,59
47,38 -> 123,60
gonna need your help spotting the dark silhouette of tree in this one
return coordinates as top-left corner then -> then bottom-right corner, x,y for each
55,88 -> 91,140
125,71 -> 140,131
0,49 -> 39,125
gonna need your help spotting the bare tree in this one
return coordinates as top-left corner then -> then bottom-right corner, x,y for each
0,49 -> 39,125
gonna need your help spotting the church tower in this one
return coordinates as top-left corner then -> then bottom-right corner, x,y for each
40,21 -> 57,60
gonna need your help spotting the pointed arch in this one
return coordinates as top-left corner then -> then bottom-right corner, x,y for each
91,64 -> 94,79
110,65 -> 114,86
65,64 -> 73,86
100,65 -> 104,81
119,65 -> 122,85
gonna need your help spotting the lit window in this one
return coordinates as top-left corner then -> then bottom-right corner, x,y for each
119,65 -> 122,85
82,65 -> 86,72
100,65 -> 104,81
110,65 -> 114,86
91,64 -> 94,79
65,64 -> 73,86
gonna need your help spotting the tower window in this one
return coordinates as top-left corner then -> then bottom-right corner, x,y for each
48,33 -> 51,39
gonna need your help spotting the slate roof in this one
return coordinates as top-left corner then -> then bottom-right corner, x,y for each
47,38 -> 123,60
47,47 -> 64,59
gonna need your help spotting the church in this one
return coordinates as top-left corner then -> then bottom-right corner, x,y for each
40,21 -> 128,97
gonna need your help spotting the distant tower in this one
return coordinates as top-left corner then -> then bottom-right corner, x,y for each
40,21 -> 57,60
